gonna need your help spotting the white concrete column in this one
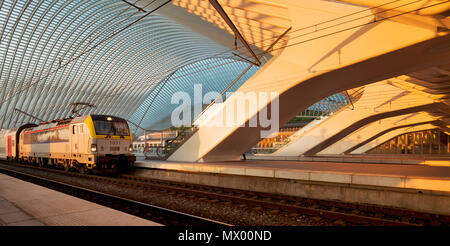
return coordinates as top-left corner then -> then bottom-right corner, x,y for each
168,1 -> 450,162
273,81 -> 440,156
318,112 -> 438,155
351,124 -> 443,154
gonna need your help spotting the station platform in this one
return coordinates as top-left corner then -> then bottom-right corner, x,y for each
247,154 -> 450,166
0,173 -> 161,226
134,159 -> 450,192
133,158 -> 450,215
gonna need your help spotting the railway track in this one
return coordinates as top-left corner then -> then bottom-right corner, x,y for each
119,174 -> 425,226
1,161 -> 449,226
0,163 -> 230,226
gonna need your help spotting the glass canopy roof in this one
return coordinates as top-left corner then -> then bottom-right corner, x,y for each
0,0 -> 260,135
0,0 -> 349,137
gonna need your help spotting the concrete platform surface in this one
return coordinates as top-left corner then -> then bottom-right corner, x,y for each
0,196 -> 45,226
134,159 -> 450,193
0,173 -> 162,226
248,154 -> 450,166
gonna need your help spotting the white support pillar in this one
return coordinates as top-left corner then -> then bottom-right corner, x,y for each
168,1 -> 450,162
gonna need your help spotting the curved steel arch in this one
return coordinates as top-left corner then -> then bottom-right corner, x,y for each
0,0 -> 62,126
0,0 -> 260,134
17,0 -> 105,124
35,1 -> 143,120
10,0 -> 108,123
129,56 -> 260,134
42,13 -> 230,121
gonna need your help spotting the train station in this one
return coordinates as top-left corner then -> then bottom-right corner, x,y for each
0,0 -> 450,231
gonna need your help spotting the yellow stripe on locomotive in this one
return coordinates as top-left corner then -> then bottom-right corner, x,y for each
85,115 -> 133,140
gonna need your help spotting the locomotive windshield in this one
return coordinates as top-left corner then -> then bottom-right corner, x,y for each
91,115 -> 130,136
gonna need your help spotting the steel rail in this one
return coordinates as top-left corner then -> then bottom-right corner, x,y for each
0,163 -> 230,226
1,161 -> 435,226
118,174 -> 421,226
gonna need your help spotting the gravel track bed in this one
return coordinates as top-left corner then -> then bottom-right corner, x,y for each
0,164 -> 336,226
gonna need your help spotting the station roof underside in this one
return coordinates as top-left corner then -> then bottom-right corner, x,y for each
0,0 -> 265,135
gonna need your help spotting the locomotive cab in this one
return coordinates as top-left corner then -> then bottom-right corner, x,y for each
86,115 -> 135,172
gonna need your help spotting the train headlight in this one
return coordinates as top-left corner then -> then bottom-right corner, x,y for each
129,144 -> 133,152
91,144 -> 97,152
